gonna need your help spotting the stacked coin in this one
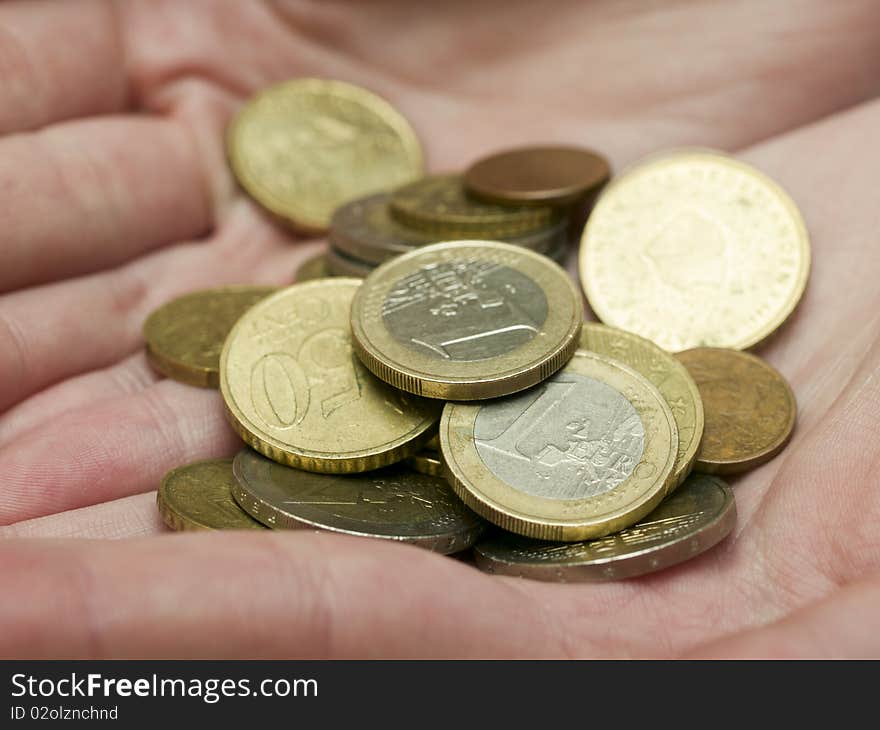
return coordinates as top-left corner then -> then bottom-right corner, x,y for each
144,80 -> 809,583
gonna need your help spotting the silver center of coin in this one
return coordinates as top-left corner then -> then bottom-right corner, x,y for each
381,260 -> 548,361
474,372 -> 646,500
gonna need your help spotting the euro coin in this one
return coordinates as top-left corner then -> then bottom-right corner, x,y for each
231,449 -> 484,554
220,279 -> 442,473
350,241 -> 583,400
406,450 -> 444,477
464,145 -> 610,207
158,458 -> 265,531
441,350 -> 678,540
144,286 -> 276,388
295,251 -> 331,282
473,473 -> 734,581
676,347 -> 796,474
579,150 -> 810,351
228,78 -> 423,234
390,174 -> 560,238
580,322 -> 703,490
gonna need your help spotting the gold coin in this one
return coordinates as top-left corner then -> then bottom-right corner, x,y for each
676,347 -> 796,474
326,245 -> 375,278
158,458 -> 265,531
220,279 -> 442,473
144,286 -> 276,388
441,350 -> 678,541
228,78 -> 423,234
406,450 -> 444,477
389,174 -> 561,238
580,322 -> 703,490
350,241 -> 583,400
295,251 -> 331,282
579,150 -> 810,351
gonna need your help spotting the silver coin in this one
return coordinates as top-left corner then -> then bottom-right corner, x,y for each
231,449 -> 484,554
473,473 -> 736,581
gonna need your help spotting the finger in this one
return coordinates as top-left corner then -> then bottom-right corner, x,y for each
0,0 -> 127,134
0,531 -> 570,658
0,116 -> 211,292
0,493 -> 162,540
0,380 -> 240,525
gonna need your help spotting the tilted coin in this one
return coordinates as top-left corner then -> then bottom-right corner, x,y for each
295,251 -> 331,282
676,347 -> 796,474
144,286 -> 276,388
406,450 -> 444,477
350,241 -> 583,400
231,449 -> 483,554
473,473 -> 734,582
220,279 -> 442,473
580,322 -> 703,490
228,78 -> 423,234
440,350 -> 678,541
158,458 -> 265,531
389,174 -> 561,238
330,191 -> 569,264
464,145 -> 611,207
579,150 -> 810,351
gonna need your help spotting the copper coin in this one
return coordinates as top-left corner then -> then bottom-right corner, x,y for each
464,145 -> 611,207
675,348 -> 796,475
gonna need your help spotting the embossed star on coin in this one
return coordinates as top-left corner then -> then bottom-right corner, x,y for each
676,347 -> 796,474
228,78 -> 423,234
220,279 -> 442,473
473,473 -> 735,581
231,449 -> 484,553
441,350 -> 678,541
158,459 -> 265,531
143,286 -> 276,388
579,149 -> 811,351
580,322 -> 704,490
350,241 -> 583,400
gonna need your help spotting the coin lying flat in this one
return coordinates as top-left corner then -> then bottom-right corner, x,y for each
464,145 -> 611,207
295,251 -> 331,282
473,473 -> 734,581
406,450 -> 444,477
580,323 -> 703,491
228,78 -> 423,234
441,350 -> 678,541
330,191 -> 569,265
350,241 -> 583,400
144,286 -> 276,388
676,347 -> 796,474
158,458 -> 265,531
390,174 -> 561,238
232,449 -> 483,553
579,150 -> 810,351
220,279 -> 442,473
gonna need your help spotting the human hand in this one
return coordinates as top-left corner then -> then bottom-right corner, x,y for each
1,0 -> 880,658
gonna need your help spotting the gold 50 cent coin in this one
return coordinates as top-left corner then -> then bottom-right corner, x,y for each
473,473 -> 735,581
144,286 -> 276,388
440,350 -> 678,541
580,322 -> 703,490
676,347 -> 796,474
220,279 -> 442,473
579,150 -> 810,351
350,241 -> 583,400
228,78 -> 423,234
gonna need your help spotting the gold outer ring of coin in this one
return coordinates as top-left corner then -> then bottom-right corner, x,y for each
676,347 -> 797,474
472,473 -> 735,582
440,350 -> 678,541
579,322 -> 704,491
579,149 -> 811,351
350,240 -> 584,400
227,78 -> 423,235
143,285 -> 277,388
221,278 -> 442,473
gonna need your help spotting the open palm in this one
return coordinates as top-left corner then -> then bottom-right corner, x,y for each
2,0 -> 880,658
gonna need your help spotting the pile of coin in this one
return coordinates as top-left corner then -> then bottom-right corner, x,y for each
145,78 -> 808,582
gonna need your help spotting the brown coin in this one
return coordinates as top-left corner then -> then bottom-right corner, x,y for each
675,348 -> 796,475
464,145 -> 611,207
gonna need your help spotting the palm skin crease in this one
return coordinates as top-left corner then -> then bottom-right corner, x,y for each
0,0 -> 880,658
